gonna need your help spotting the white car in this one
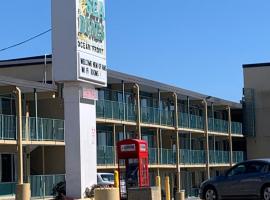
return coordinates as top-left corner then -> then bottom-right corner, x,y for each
97,173 -> 114,186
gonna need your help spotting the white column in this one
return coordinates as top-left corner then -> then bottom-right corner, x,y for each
63,82 -> 97,198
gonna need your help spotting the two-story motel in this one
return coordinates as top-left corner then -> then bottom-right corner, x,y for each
0,55 -> 246,198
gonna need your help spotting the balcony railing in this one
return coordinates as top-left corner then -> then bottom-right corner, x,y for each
0,114 -> 64,142
0,174 -> 65,198
141,106 -> 160,125
209,150 -> 229,164
96,100 -> 136,122
0,182 -> 16,196
97,146 -> 245,166
96,100 -> 243,135
97,145 -> 115,166
31,174 -> 65,198
231,122 -> 243,135
180,149 -> 206,164
233,151 -> 245,163
149,148 -> 158,164
160,148 -> 176,165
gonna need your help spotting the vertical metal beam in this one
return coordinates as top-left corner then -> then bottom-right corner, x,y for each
122,81 -> 125,121
158,89 -> 161,125
187,96 -> 190,128
228,106 -> 233,166
113,124 -> 117,165
156,128 -> 160,176
203,99 -> 210,180
34,89 -> 38,140
25,102 -> 30,183
134,84 -> 141,139
42,146 -> 45,174
15,87 -> 23,185
173,93 -> 181,192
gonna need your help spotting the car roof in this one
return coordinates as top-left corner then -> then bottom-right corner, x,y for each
239,159 -> 270,165
97,173 -> 114,175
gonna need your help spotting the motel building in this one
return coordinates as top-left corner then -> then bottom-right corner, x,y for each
0,55 -> 246,199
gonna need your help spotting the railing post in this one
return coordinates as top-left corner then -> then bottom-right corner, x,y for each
1,114 -> 3,139
227,106 -> 233,166
202,98 -> 210,180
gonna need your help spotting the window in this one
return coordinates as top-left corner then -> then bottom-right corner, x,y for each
227,164 -> 246,177
246,162 -> 268,174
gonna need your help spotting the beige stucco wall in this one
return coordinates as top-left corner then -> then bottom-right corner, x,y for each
244,66 -> 270,159
0,64 -> 52,82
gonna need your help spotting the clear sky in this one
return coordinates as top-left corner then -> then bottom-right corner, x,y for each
0,0 -> 270,102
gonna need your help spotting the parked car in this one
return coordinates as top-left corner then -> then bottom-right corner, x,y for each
200,159 -> 270,200
97,173 -> 114,186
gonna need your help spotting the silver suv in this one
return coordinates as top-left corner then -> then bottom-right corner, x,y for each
200,159 -> 270,200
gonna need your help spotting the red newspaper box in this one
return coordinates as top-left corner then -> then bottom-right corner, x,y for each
117,139 -> 149,199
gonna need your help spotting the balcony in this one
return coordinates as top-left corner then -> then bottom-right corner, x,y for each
233,151 -> 245,163
97,146 -> 245,167
180,149 -> 206,164
0,114 -> 64,142
97,145 -> 115,166
209,150 -> 229,164
96,99 -> 136,122
0,174 -> 65,198
96,99 -> 243,135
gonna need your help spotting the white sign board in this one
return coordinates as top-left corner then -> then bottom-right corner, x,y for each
52,0 -> 107,86
121,144 -> 136,152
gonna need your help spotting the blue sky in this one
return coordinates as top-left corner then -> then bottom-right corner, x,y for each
0,1 -> 270,102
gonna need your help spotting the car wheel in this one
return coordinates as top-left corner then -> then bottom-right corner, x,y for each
263,185 -> 270,200
204,187 -> 218,200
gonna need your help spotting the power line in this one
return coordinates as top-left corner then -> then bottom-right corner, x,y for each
0,29 -> 52,52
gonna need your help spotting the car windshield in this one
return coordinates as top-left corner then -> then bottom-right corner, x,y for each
101,174 -> 114,182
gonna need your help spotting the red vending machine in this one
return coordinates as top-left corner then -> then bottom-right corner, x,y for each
117,139 -> 150,199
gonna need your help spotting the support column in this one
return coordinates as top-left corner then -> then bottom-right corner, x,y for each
42,146 -> 45,174
122,81 -> 125,121
156,128 -> 160,176
203,99 -> 210,180
134,84 -> 141,139
16,88 -> 23,185
63,82 -> 97,198
15,87 -> 30,200
173,93 -> 181,195
113,124 -> 117,165
34,89 -> 38,140
228,106 -> 233,166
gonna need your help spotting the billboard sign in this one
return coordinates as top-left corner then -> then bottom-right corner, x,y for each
52,0 -> 107,86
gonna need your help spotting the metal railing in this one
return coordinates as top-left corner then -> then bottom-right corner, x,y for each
231,122 -> 243,135
96,100 -> 136,122
0,114 -> 64,142
97,145 -> 115,166
0,182 -> 16,196
31,174 -> 65,198
0,174 -> 65,198
233,151 -> 245,163
160,148 -> 176,165
96,146 -> 245,166
209,150 -> 229,164
148,148 -> 158,164
141,106 -> 160,125
96,99 -> 243,135
180,149 -> 206,164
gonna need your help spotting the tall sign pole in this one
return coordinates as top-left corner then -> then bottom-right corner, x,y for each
52,0 -> 107,198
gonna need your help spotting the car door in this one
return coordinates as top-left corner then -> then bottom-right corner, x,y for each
238,161 -> 268,197
218,163 -> 247,199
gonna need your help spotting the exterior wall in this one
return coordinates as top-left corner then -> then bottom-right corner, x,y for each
244,66 -> 270,159
30,146 -> 65,175
0,64 -> 52,82
30,98 -> 64,119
